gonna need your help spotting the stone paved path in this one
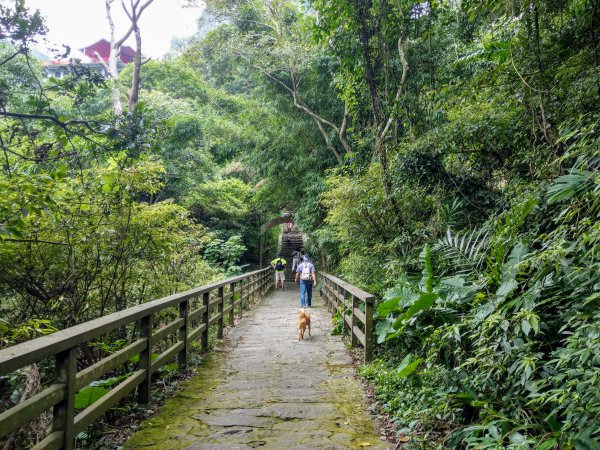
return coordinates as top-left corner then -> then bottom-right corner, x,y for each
124,286 -> 388,450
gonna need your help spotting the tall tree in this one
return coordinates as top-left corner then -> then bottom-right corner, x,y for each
98,0 -> 154,114
196,0 -> 350,163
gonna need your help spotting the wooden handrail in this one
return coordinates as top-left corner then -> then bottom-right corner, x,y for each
0,267 -> 272,450
318,272 -> 375,363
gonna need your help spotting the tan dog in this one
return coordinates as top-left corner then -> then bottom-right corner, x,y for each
297,308 -> 311,340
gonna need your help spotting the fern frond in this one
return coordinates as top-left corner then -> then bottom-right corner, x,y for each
432,227 -> 490,273
546,171 -> 595,204
547,155 -> 599,204
419,244 -> 434,293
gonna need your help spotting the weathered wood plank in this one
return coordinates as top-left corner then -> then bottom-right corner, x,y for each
344,313 -> 352,329
354,308 -> 366,326
73,370 -> 145,434
187,323 -> 207,342
353,326 -> 366,346
201,292 -> 209,351
178,300 -> 189,368
217,287 -> 225,339
138,315 -> 152,406
31,431 -> 63,450
150,342 -> 184,374
320,273 -> 375,303
208,313 -> 222,327
229,283 -> 235,324
75,339 -> 146,390
0,384 -> 65,439
208,297 -> 222,308
188,304 -> 207,323
152,318 -> 184,344
364,301 -> 374,363
52,348 -> 76,450
351,295 -> 359,347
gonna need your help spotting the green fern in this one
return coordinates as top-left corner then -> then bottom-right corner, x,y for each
420,243 -> 434,293
547,155 -> 599,204
432,227 -> 490,273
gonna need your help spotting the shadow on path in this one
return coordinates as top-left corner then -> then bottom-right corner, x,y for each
124,287 -> 388,450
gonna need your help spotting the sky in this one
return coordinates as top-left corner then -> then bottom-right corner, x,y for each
26,0 -> 205,59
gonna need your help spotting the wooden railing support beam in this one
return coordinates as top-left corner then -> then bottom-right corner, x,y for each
318,272 -> 375,364
229,283 -> 235,325
53,347 -> 76,450
364,297 -> 374,363
201,292 -> 209,351
138,314 -> 153,407
178,300 -> 189,368
217,287 -> 224,339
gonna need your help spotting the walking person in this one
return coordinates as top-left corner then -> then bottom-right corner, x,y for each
292,247 -> 301,273
271,254 -> 287,290
295,256 -> 316,308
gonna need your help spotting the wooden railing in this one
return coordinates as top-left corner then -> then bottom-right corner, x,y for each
319,273 -> 375,363
0,268 -> 272,450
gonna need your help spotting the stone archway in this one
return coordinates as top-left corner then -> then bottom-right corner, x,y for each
259,212 -> 292,267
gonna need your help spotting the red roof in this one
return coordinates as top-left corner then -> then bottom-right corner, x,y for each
80,39 -> 136,63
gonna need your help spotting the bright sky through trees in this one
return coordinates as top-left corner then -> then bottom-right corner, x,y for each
26,0 -> 204,58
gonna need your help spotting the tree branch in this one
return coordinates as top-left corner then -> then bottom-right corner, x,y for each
93,51 -> 111,72
379,33 -> 408,140
1,238 -> 70,246
339,102 -> 351,153
311,117 -> 342,163
0,112 -> 101,131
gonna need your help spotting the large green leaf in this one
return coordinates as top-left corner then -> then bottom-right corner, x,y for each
392,292 -> 439,329
75,386 -> 109,409
375,318 -> 395,344
397,354 -> 423,378
377,297 -> 400,316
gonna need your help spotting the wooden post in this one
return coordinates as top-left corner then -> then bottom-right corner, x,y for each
238,278 -> 244,319
332,280 -> 336,312
229,282 -> 235,325
53,347 -> 76,450
351,295 -> 358,347
258,273 -> 262,298
364,296 -> 374,362
139,314 -> 153,407
252,275 -> 256,303
325,278 -> 331,312
331,279 -> 336,311
201,292 -> 209,351
178,300 -> 189,368
217,286 -> 224,339
260,272 -> 264,297
340,285 -> 348,336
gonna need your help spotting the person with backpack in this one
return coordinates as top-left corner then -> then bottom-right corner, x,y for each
271,254 -> 287,290
295,256 -> 316,308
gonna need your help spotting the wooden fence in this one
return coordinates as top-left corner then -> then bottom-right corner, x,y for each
0,268 -> 272,450
319,273 -> 375,363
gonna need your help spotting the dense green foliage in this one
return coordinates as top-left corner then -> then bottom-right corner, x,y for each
1,0 -> 599,447
0,3 -> 276,446
187,0 -> 599,447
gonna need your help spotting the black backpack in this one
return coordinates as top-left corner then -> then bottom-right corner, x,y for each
275,259 -> 284,271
